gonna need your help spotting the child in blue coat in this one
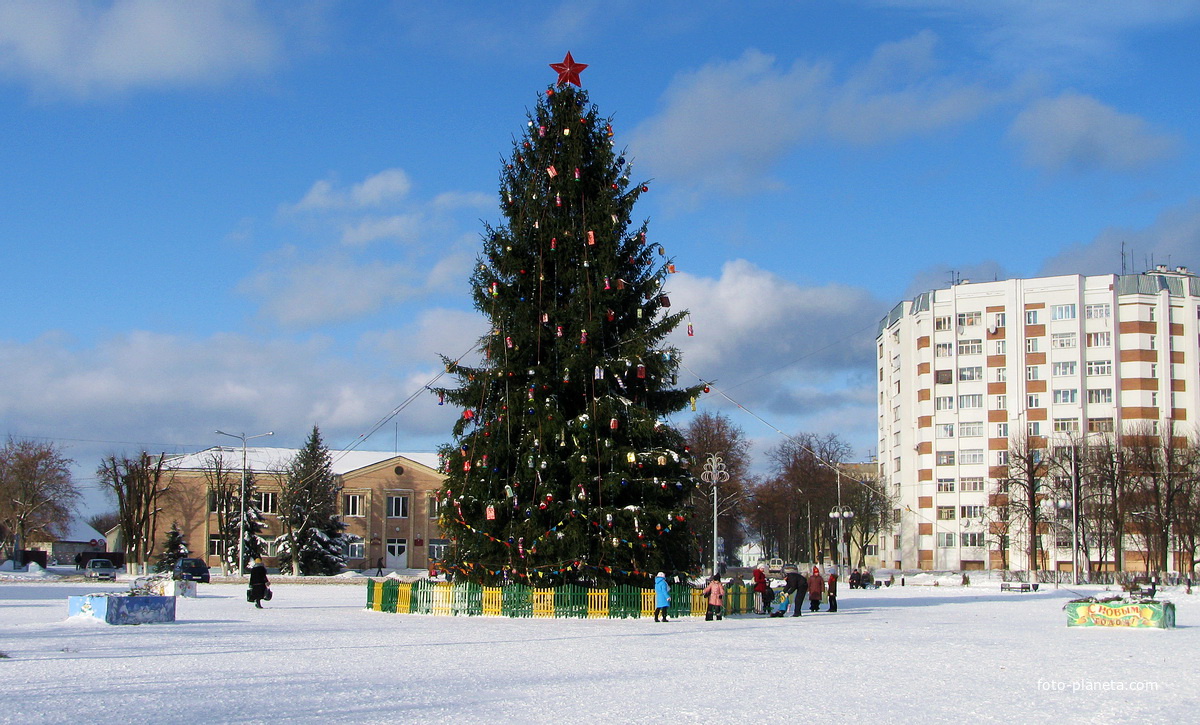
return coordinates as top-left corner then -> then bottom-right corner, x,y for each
654,572 -> 671,622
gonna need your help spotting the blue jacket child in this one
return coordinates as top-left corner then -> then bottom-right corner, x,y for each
654,572 -> 671,622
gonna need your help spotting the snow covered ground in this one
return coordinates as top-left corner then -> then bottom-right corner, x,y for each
1,571 -> 1194,724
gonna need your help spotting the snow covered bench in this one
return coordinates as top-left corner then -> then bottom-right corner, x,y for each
1000,582 -> 1033,593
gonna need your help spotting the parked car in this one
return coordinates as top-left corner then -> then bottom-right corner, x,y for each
84,558 -> 119,581
173,558 -> 210,583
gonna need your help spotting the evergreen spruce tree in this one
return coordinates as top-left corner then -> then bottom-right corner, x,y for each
222,471 -> 266,573
155,521 -> 189,573
277,425 -> 345,575
435,56 -> 702,587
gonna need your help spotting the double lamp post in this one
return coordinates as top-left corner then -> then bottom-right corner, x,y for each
215,429 -> 273,576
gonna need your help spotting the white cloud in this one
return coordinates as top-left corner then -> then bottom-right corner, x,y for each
1008,91 -> 1180,173
0,0 -> 285,98
290,169 -> 415,213
1040,197 -> 1200,277
630,35 -> 1015,198
240,256 -> 422,326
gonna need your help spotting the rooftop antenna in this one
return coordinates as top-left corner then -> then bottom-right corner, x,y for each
1120,241 -> 1126,275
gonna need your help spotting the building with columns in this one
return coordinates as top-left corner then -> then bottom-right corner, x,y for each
876,266 -> 1200,572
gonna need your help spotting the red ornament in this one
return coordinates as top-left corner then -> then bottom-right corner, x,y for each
550,51 -> 588,87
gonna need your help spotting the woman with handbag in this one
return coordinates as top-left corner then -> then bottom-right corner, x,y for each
248,558 -> 270,609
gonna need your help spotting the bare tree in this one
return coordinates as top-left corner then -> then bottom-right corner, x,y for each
195,451 -> 240,575
1122,421 -> 1198,573
843,467 -> 897,568
0,438 -> 78,562
684,412 -> 751,567
96,452 -> 169,574
994,433 -> 1052,574
758,432 -> 852,564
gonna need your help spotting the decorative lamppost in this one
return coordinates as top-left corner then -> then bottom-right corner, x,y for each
700,453 -> 729,577
215,430 -> 274,576
829,506 -> 855,573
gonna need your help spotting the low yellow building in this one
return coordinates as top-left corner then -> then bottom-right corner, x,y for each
158,447 -> 446,573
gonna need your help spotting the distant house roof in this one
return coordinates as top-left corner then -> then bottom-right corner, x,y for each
163,447 -> 441,476
56,518 -> 104,544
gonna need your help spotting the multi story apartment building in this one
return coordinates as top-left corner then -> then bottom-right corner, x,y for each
877,267 -> 1200,572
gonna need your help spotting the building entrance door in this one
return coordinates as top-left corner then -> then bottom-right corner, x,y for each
386,539 -> 408,570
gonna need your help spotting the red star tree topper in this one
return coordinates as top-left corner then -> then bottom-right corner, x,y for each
550,51 -> 587,87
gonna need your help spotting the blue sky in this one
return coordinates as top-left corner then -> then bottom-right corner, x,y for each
2,1 -> 1199,513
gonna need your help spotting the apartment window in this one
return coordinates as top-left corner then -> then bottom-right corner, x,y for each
893,534 -> 902,548
343,494 -> 364,518
936,451 -> 956,466
1054,418 -> 1080,433
1026,337 -> 1040,353
936,396 -> 955,411
1149,335 -> 1157,351
387,495 -> 410,518
959,422 -> 984,437
937,506 -> 957,521
1025,310 -> 1040,325
257,491 -> 277,515
1086,359 -> 1112,376
1087,388 -> 1113,404
959,366 -> 983,382
1052,361 -> 1077,377
1051,332 -> 1077,349
960,449 -> 985,465
893,405 -> 901,421
996,451 -> 1010,465
427,494 -> 442,520
961,505 -> 986,519
958,311 -> 981,328
993,340 -> 1007,355
961,477 -> 985,492
935,342 -> 953,357
1085,303 -> 1111,319
346,542 -> 365,559
937,478 -> 956,493
936,423 -> 955,438
1027,422 -> 1041,436
1026,366 -> 1041,381
958,339 -> 983,355
994,395 -> 1007,410
1088,418 -> 1114,433
995,422 -> 1009,437
1051,304 -> 1076,320
208,536 -> 226,557
993,367 -> 1007,383
933,315 -> 951,331
893,457 -> 901,473
1086,331 -> 1111,348
935,369 -> 953,384
1053,389 -> 1078,404
1027,393 -> 1041,408
993,312 -> 1007,328
958,394 -> 983,409
1150,363 -> 1158,378
937,533 -> 956,548
962,532 -> 986,548
1149,307 -> 1156,322
1151,391 -> 1159,407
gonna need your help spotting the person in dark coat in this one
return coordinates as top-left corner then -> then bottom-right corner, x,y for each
807,567 -> 824,612
783,571 -> 804,617
827,569 -> 839,612
849,569 -> 861,589
249,559 -> 270,609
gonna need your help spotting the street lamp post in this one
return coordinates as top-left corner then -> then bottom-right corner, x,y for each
215,430 -> 274,576
829,506 -> 854,573
700,453 -> 730,577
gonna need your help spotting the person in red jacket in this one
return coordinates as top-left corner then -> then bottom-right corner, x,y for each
752,566 -> 768,614
807,566 -> 824,612
827,568 -> 839,612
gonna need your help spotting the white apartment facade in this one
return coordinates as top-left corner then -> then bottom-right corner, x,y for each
877,267 -> 1200,572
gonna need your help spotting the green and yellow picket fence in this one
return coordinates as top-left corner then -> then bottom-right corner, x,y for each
365,580 -> 763,618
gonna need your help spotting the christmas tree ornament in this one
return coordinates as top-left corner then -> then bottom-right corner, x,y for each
486,505 -> 495,520
587,230 -> 595,245
594,366 -> 604,379
574,167 -> 580,180
551,237 -> 557,250
658,295 -> 670,307
604,277 -> 611,290
556,325 -> 564,337
438,392 -> 445,405
610,418 -> 619,430
580,329 -> 588,344
547,165 -> 558,178
606,308 -> 615,321
636,364 -> 646,379
668,264 -> 677,273
555,193 -> 561,207
687,322 -> 694,337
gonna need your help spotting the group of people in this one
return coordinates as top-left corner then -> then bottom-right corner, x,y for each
690,564 -> 854,621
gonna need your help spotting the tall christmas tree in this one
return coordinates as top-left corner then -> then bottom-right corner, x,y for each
435,54 -> 703,587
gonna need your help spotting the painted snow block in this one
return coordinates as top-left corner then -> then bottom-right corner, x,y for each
161,580 -> 197,598
68,595 -> 176,625
1066,600 -> 1175,629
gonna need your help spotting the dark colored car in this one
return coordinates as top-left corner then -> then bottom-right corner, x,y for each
173,558 -> 211,583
